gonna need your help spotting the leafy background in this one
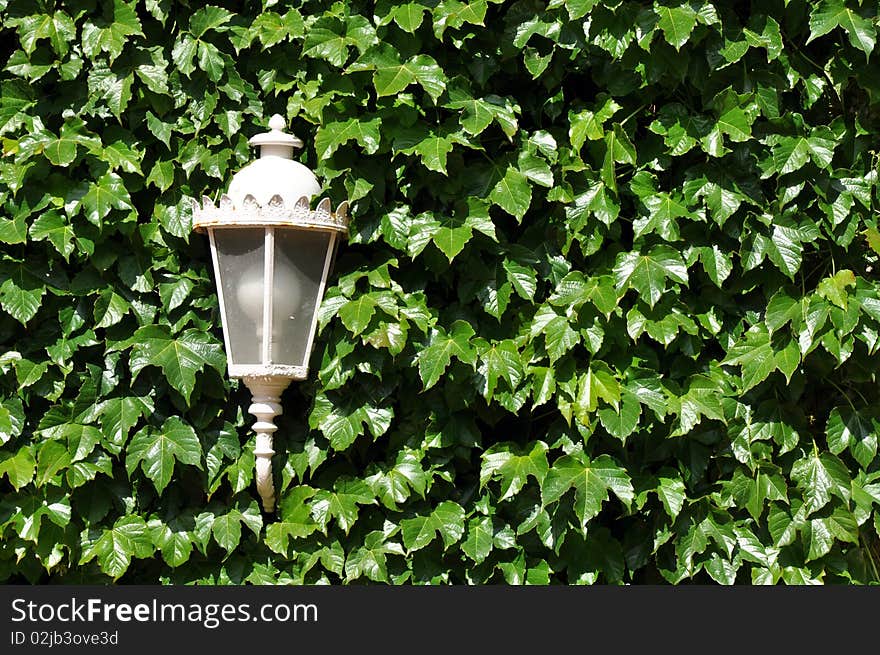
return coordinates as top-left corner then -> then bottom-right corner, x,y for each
1,0 -> 880,584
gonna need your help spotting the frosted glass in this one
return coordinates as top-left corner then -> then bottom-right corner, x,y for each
270,230 -> 332,366
212,228 -> 265,366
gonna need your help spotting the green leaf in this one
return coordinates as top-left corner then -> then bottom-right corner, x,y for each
190,5 -> 234,38
765,290 -> 800,334
129,327 -> 225,403
613,245 -> 689,308
417,320 -> 477,389
807,0 -> 876,56
197,41 -> 225,82
211,511 -> 242,552
338,295 -> 377,336
94,290 -> 130,329
542,453 -> 633,530
345,530 -> 399,582
598,392 -> 641,440
722,325 -> 777,391
81,0 -> 144,63
489,165 -> 532,221
767,224 -> 803,280
310,479 -> 375,535
480,441 -> 549,500
0,446 -> 35,490
0,263 -> 45,325
698,245 -> 733,287
817,270 -> 856,310
126,417 -> 202,494
791,451 -> 851,515
574,362 -> 621,422
479,339 -> 523,399
826,407 -> 878,469
29,212 -> 75,260
401,501 -> 466,552
656,473 -> 687,519
79,172 -> 133,228
656,3 -> 697,49
12,12 -> 77,57
602,124 -> 637,192
314,116 -> 382,159
99,396 -> 152,454
415,135 -> 453,174
80,515 -> 151,580
266,486 -> 318,555
150,520 -> 193,568
392,3 -> 426,32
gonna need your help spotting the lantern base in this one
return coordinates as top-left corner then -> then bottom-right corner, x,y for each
231,364 -> 308,380
243,375 -> 293,513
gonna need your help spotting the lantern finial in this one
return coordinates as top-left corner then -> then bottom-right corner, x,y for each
249,114 -> 303,155
268,113 -> 286,131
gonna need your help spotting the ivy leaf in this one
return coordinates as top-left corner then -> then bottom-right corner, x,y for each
478,339 -> 523,399
542,453 -> 633,530
817,269 -> 856,310
80,515 -> 151,580
401,501 -> 466,552
598,392 -> 641,440
266,486 -> 318,556
190,5 -> 234,38
0,446 -> 35,490
417,320 -> 477,389
574,362 -> 621,420
98,395 -> 152,454
503,259 -> 538,300
126,417 -> 203,494
12,11 -> 77,57
314,116 -> 382,159
807,0 -> 876,56
0,263 -> 45,325
81,0 -> 144,63
791,451 -> 851,515
29,212 -> 75,260
767,224 -> 803,280
79,173 -> 133,228
656,2 -> 697,49
310,479 -> 375,535
613,245 -> 689,308
150,519 -> 193,568
656,473 -> 687,519
722,325 -> 777,391
480,441 -> 549,501
345,531 -> 400,582
338,295 -> 377,336
129,327 -> 225,403
489,165 -> 532,221
415,135 -> 453,174
826,407 -> 878,469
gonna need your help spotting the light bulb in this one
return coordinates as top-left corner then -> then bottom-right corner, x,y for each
271,252 -> 303,326
235,253 -> 302,344
236,260 -> 265,326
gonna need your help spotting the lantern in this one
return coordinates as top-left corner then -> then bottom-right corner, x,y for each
191,114 -> 348,512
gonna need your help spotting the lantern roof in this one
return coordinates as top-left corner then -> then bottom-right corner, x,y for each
191,114 -> 348,235
227,114 -> 321,208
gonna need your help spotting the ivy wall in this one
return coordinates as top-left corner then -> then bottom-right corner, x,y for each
1,0 -> 879,583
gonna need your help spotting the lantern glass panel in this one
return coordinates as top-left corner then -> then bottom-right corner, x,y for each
269,229 -> 333,366
212,228 -> 265,365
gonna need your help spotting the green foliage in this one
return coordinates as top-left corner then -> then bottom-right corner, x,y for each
1,0 -> 880,585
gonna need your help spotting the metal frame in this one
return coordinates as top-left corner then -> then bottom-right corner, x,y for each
198,192 -> 348,513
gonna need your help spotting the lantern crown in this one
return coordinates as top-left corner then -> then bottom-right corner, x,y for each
191,115 -> 348,234
226,113 -> 321,208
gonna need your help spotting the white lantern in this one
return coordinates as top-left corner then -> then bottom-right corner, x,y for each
191,114 -> 348,512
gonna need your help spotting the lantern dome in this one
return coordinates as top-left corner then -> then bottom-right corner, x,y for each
226,114 -> 321,208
